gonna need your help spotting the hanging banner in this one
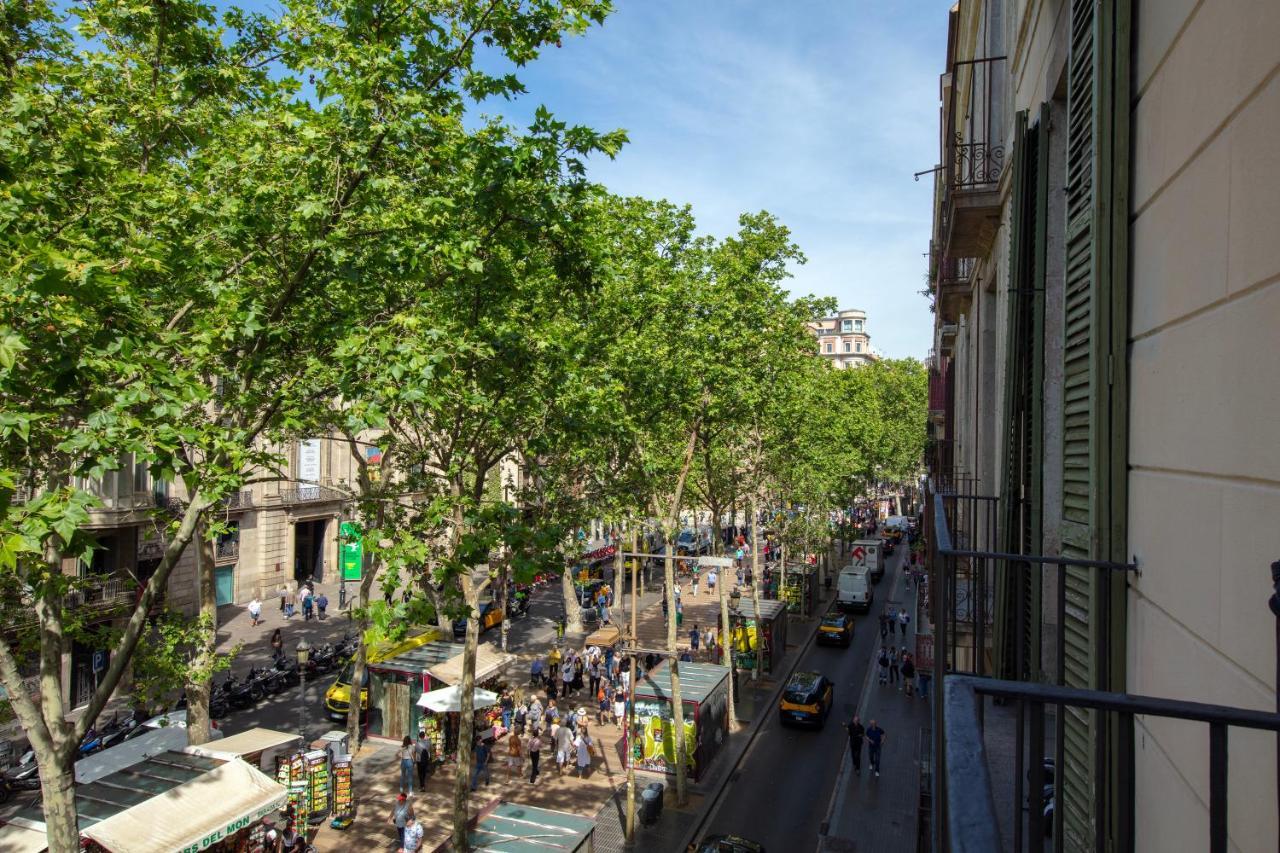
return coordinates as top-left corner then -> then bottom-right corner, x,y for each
298,439 -> 322,484
339,522 -> 362,581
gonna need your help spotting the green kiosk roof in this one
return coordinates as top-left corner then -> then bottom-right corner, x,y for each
634,660 -> 729,704
468,802 -> 595,851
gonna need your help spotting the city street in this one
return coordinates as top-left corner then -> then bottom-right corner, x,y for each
701,541 -> 910,852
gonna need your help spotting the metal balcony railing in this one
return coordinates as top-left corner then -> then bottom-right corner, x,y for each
946,56 -> 1007,192
214,537 -> 239,562
220,490 -> 253,511
928,486 -> 1280,853
278,485 -> 346,505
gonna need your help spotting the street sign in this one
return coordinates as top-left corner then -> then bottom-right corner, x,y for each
92,650 -> 107,674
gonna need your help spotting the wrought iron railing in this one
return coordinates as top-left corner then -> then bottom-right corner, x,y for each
214,537 -> 240,562
944,676 -> 1280,853
946,56 -> 1007,192
929,487 -> 1279,853
278,485 -> 346,505
220,490 -> 253,511
63,576 -> 134,610
938,255 -> 974,289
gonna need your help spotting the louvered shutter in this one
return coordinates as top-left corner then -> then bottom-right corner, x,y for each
1061,0 -> 1132,848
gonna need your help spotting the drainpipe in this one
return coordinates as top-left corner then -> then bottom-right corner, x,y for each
1269,561 -> 1280,831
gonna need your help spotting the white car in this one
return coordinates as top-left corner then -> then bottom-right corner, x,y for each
142,709 -> 225,738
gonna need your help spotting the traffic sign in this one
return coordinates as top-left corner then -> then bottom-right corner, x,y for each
92,650 -> 107,674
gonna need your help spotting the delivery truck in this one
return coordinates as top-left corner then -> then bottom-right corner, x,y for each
849,538 -> 883,583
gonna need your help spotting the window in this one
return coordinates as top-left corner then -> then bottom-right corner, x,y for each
854,319 -> 864,332
843,341 -> 851,353
824,343 -> 833,354
841,319 -> 853,332
856,342 -> 863,353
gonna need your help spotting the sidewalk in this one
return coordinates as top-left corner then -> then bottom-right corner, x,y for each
821,564 -> 932,851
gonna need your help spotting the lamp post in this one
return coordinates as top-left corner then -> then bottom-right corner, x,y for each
729,587 -> 741,712
297,639 -> 311,741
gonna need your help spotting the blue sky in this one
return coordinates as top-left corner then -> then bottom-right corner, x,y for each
477,2 -> 951,359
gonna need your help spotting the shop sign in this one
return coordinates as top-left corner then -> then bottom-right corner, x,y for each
583,544 -> 616,562
339,521 -> 363,581
174,796 -> 286,853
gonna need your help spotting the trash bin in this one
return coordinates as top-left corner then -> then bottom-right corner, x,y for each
640,781 -> 664,826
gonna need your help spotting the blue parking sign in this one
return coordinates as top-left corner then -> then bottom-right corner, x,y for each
92,650 -> 107,674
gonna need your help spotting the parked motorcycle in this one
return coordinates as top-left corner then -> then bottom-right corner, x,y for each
272,652 -> 301,688
99,715 -> 141,750
0,751 -> 40,804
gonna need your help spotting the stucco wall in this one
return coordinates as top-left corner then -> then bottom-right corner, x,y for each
1128,0 -> 1280,850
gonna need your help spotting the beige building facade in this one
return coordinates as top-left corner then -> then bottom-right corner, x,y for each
927,1 -> 1279,851
809,308 -> 877,368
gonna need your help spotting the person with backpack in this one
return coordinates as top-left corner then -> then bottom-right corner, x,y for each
301,589 -> 314,621
316,592 -> 328,619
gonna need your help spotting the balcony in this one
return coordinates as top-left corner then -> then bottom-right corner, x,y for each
943,56 -> 1006,259
277,485 -> 346,506
936,255 -> 975,323
214,536 -> 239,563
928,486 -> 1280,853
1,576 -> 136,629
220,490 -> 253,511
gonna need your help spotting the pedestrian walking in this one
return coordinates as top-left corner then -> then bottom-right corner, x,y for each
878,612 -> 888,640
247,596 -> 263,627
401,814 -> 425,852
301,589 -> 314,621
877,646 -> 890,685
414,729 -> 434,789
866,720 -> 886,777
889,647 -> 901,685
614,689 -> 627,730
396,736 -> 415,795
844,715 -> 866,776
504,728 -> 524,780
469,736 -> 492,791
390,794 -> 414,849
676,598 -> 684,628
553,720 -> 573,776
887,606 -> 896,636
690,624 -> 700,652
284,587 -> 296,618
316,592 -> 328,619
573,728 -> 594,778
902,654 -> 916,696
706,569 -> 717,597
527,728 -> 543,783
898,607 -> 910,635
561,658 -> 575,697
270,628 -> 283,658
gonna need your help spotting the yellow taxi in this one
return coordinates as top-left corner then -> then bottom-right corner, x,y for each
777,671 -> 834,728
816,613 -> 853,647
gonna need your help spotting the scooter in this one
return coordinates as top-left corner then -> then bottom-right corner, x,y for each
0,751 -> 41,804
99,715 -> 141,750
272,652 -> 301,688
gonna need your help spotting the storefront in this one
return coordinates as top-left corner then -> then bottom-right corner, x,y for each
0,750 -> 286,853
467,802 -> 595,851
629,661 -> 730,782
574,544 -> 617,582
364,640 -> 463,741
730,597 -> 787,675
780,561 -> 818,616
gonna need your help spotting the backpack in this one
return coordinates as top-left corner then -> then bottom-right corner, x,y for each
878,653 -> 889,668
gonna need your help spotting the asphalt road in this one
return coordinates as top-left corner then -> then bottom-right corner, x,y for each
700,541 -> 908,852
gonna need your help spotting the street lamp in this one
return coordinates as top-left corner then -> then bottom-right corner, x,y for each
296,639 -> 311,743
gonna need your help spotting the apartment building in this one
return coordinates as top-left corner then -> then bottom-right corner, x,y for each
809,308 -> 877,368
925,2 -> 1279,852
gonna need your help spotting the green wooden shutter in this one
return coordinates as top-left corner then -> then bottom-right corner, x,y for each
996,110 -> 1046,683
1061,0 -> 1132,849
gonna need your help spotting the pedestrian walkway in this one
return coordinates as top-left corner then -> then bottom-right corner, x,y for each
821,555 -> 932,852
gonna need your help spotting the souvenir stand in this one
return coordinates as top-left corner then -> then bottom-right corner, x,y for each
0,750 -> 286,853
422,644 -> 515,763
629,661 -> 730,782
364,639 -> 463,746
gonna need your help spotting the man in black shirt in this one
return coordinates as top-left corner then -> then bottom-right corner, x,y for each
844,715 -> 866,776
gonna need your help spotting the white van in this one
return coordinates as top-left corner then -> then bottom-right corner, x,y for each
836,567 -> 872,612
850,538 -> 883,582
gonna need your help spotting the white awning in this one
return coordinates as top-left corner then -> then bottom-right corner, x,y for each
416,684 -> 499,712
0,824 -> 52,853
427,644 -> 515,686
185,727 -> 302,760
81,758 -> 287,853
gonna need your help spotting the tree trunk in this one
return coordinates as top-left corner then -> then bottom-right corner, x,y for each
346,567 -> 377,752
663,537 -> 689,805
188,526 -> 217,745
561,563 -> 582,633
39,758 -> 80,853
452,571 -> 481,852
718,564 -> 735,728
708,499 -> 723,557
497,561 -> 510,653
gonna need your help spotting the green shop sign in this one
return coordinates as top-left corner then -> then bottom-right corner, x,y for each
339,522 -> 363,581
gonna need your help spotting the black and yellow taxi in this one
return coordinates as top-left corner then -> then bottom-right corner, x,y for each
816,612 -> 853,647
778,671 -> 834,728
